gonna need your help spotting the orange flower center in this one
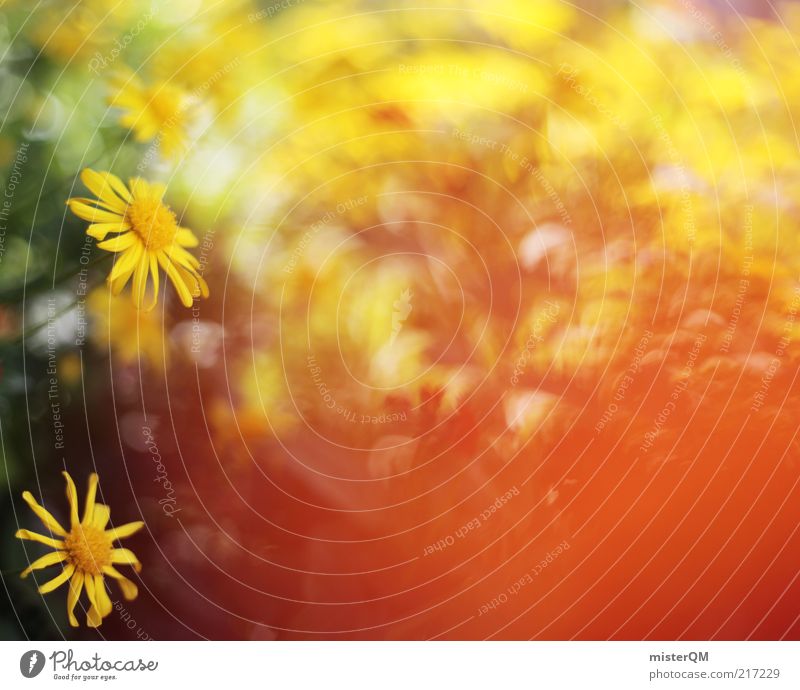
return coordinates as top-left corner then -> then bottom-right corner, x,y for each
127,196 -> 179,250
65,525 -> 111,576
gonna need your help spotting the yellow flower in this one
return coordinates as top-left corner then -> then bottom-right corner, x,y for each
67,168 -> 209,310
110,74 -> 191,159
87,287 -> 167,367
16,472 -> 144,628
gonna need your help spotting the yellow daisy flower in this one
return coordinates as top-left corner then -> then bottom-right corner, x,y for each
67,168 -> 209,310
16,472 -> 144,628
110,74 -> 191,159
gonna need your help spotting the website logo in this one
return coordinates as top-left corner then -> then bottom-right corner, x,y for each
20,650 -> 45,678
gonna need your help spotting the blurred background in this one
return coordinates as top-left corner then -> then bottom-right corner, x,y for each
1,0 -> 799,639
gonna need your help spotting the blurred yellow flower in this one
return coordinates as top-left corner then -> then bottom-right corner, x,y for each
110,74 -> 191,159
88,287 -> 167,367
67,169 -> 209,310
16,472 -> 143,628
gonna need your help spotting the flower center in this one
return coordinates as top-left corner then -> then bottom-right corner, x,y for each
127,196 -> 179,250
65,525 -> 112,576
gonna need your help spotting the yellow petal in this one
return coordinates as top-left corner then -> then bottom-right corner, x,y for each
145,252 -> 159,312
105,521 -> 144,542
196,273 -> 209,299
131,249 -> 150,309
84,574 -> 103,628
15,529 -> 64,549
176,227 -> 199,247
108,243 -> 143,283
93,503 -> 111,529
110,548 -> 142,573
62,471 -> 79,528
97,232 -> 137,253
38,563 -> 75,594
93,574 -> 113,617
67,199 -> 125,224
87,221 -> 131,241
176,264 -> 208,299
80,169 -> 132,211
82,473 -> 99,524
68,196 -> 124,214
21,491 -> 67,536
67,571 -> 84,627
148,183 -> 166,201
165,244 -> 200,270
102,565 -> 138,601
157,252 -> 193,307
109,262 -> 137,295
20,551 -> 67,578
128,177 -> 151,200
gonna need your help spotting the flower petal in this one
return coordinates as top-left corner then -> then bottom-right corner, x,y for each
176,227 -> 199,247
68,199 -> 125,224
128,177 -> 151,200
84,573 -> 103,628
165,244 -> 200,270
68,196 -> 124,214
38,563 -> 76,594
176,264 -> 209,299
145,252 -> 159,312
93,574 -> 113,617
87,221 -> 131,241
21,491 -> 67,536
102,565 -> 138,601
157,252 -> 194,307
82,474 -> 99,525
20,551 -> 67,578
93,504 -> 111,529
62,471 -> 79,528
80,169 -> 132,211
97,232 -> 137,253
15,529 -> 64,549
108,243 -> 143,283
67,571 -> 84,627
148,183 -> 166,201
105,521 -> 145,542
110,548 -> 142,573
131,249 -> 150,309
